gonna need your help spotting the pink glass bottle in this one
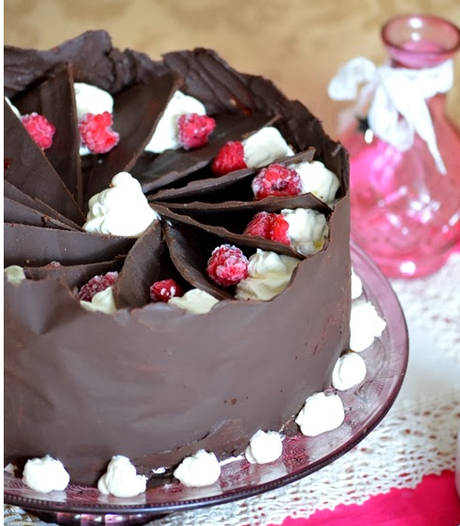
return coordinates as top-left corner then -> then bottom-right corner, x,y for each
339,14 -> 460,278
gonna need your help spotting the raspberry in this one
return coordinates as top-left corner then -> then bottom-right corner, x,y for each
211,141 -> 247,176
270,215 -> 290,244
78,271 -> 119,302
177,113 -> 216,149
207,244 -> 249,287
150,279 -> 184,302
244,211 -> 290,245
252,163 -> 302,200
21,113 -> 55,150
78,112 -> 120,154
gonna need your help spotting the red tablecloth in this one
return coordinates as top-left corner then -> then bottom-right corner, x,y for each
277,470 -> 460,526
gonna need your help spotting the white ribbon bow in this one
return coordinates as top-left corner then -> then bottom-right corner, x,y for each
328,57 -> 454,174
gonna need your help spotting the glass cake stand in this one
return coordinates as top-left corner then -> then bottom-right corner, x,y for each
4,241 -> 409,526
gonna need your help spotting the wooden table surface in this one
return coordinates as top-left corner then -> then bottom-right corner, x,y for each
4,0 -> 460,137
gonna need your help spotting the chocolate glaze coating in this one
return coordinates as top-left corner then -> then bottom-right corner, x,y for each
4,31 -> 351,487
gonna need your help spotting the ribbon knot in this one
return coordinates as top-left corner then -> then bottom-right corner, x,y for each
328,57 -> 454,174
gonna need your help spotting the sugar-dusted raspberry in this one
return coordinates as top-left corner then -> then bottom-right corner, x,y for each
211,141 -> 247,176
78,271 -> 119,302
244,211 -> 290,245
78,111 -> 120,154
150,279 -> 184,302
207,244 -> 249,287
244,211 -> 273,239
21,113 -> 55,150
177,113 -> 216,149
252,163 -> 302,200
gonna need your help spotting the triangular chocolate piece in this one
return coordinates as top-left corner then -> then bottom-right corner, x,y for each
5,223 -> 135,267
149,165 -> 257,202
112,221 -> 163,309
163,48 -> 260,115
4,100 -> 85,225
4,198 -> 75,230
14,63 -> 83,207
25,258 -> 125,291
84,72 -> 182,203
5,31 -> 116,98
149,148 -> 317,203
156,204 -> 301,258
163,193 -> 331,235
4,180 -> 81,230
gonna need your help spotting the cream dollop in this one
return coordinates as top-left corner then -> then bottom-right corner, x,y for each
4,265 -> 27,286
281,208 -> 328,256
22,455 -> 70,493
74,82 -> 114,121
145,90 -> 206,153
83,172 -> 159,237
97,455 -> 147,498
235,249 -> 299,301
173,449 -> 221,487
243,126 -> 294,168
351,268 -> 363,300
293,160 -> 340,205
350,300 -> 387,352
295,392 -> 345,437
168,289 -> 219,314
80,287 -> 117,314
245,430 -> 283,464
332,352 -> 367,391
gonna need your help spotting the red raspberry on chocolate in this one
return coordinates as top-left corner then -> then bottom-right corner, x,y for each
78,271 -> 119,302
150,279 -> 184,302
207,244 -> 249,287
244,211 -> 290,245
211,141 -> 247,176
79,111 -> 120,154
21,113 -> 55,150
177,113 -> 216,149
252,163 -> 302,200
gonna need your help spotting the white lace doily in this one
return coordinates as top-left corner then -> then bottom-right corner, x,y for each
5,253 -> 460,526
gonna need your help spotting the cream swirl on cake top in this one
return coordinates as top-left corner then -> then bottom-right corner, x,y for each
83,172 -> 159,237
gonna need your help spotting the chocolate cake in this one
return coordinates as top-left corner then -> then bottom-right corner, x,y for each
4,31 -> 351,488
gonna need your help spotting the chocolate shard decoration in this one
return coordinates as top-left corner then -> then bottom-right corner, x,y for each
149,164 -> 257,202
133,112 -> 276,193
162,221 -> 233,301
14,63 -> 83,207
84,73 -> 182,203
163,48 -> 261,115
4,223 -> 135,268
162,194 -> 332,242
148,146 -> 315,203
5,31 -> 117,98
164,193 -> 331,216
5,30 -> 166,100
4,180 -> 80,230
4,197 -> 75,230
156,204 -> 302,258
34,198 -> 83,230
4,100 -> 85,225
112,221 -> 163,309
25,258 -> 125,291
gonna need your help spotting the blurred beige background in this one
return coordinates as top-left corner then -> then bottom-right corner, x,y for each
4,0 -> 460,137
